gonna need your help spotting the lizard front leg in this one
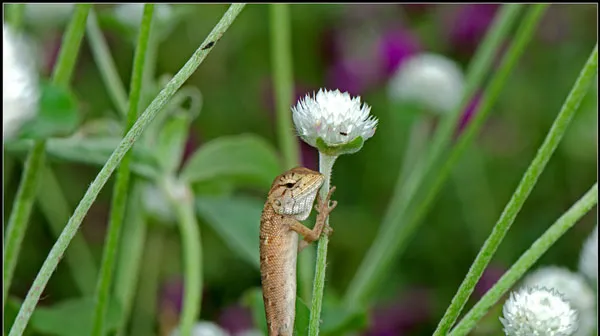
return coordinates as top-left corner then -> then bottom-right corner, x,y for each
293,186 -> 337,252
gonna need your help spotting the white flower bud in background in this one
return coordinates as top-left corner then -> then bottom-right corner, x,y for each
292,89 -> 377,156
3,25 -> 40,140
579,225 -> 598,287
521,266 -> 595,336
170,321 -> 230,336
387,53 -> 465,115
114,4 -> 174,29
501,286 -> 578,336
24,4 -> 74,29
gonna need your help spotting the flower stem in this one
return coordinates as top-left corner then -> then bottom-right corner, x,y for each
450,183 -> 598,336
86,8 -> 129,118
308,153 -> 337,336
162,179 -> 202,336
8,5 -> 245,335
90,5 -> 154,336
269,4 -> 299,170
3,3 -> 91,313
432,41 -> 597,336
343,3 -> 525,307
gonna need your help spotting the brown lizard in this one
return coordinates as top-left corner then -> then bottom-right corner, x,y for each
259,167 -> 337,336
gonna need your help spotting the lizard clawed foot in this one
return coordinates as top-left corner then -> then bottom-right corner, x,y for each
323,224 -> 334,237
315,186 -> 337,214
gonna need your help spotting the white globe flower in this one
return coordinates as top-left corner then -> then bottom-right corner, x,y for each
292,89 -> 377,156
579,225 -> 598,287
387,53 -> 465,114
170,321 -> 230,336
501,286 -> 578,336
3,25 -> 39,140
522,266 -> 596,336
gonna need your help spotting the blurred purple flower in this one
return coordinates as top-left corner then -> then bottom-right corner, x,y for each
326,58 -> 380,96
182,130 -> 202,166
446,5 -> 499,54
300,140 -> 318,171
160,277 -> 185,315
378,28 -> 421,77
218,304 -> 254,335
364,288 -> 433,336
474,265 -> 506,298
456,93 -> 482,137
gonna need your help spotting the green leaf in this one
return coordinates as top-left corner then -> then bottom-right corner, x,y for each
321,303 -> 367,335
180,134 -> 282,189
29,297 -> 121,336
195,196 -> 262,268
316,136 -> 365,156
156,113 -> 192,175
18,81 -> 80,140
4,137 -> 161,180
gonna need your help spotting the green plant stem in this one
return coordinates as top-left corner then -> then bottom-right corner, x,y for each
270,4 -> 299,170
90,5 -> 154,336
6,4 -> 25,29
308,153 -> 337,336
397,115 -> 431,188
3,143 -> 45,306
344,3 -> 525,307
433,40 -> 597,336
37,166 -> 97,295
3,4 -> 90,313
8,5 -> 245,335
450,183 -> 598,336
86,8 -> 129,117
114,183 -> 147,336
163,179 -> 202,336
129,228 -> 164,336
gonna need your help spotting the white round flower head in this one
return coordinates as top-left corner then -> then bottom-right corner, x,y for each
170,321 -> 230,336
387,53 -> 465,114
521,266 -> 595,336
292,89 -> 377,155
3,25 -> 39,140
501,286 -> 578,336
579,225 -> 598,287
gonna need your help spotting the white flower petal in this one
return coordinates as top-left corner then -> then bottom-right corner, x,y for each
170,321 -> 230,336
501,286 -> 578,336
387,53 -> 465,114
292,89 -> 377,149
521,266 -> 595,336
3,25 -> 39,140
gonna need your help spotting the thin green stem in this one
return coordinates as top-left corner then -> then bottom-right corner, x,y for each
343,3 -> 525,307
86,8 -> 129,117
90,5 -> 154,336
308,153 -> 337,336
162,179 -> 202,336
450,183 -> 598,336
114,183 -> 148,336
270,4 -> 299,170
433,40 -> 597,336
6,4 -> 25,29
37,166 -> 97,295
3,143 -> 45,307
8,5 -> 245,335
397,116 -> 431,188
3,4 -> 90,313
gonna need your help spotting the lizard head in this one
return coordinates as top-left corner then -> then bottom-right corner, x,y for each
268,167 -> 324,220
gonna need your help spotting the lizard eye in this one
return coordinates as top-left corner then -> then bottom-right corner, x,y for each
284,182 -> 296,188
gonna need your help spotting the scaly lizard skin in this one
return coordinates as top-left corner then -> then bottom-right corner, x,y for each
259,167 -> 337,336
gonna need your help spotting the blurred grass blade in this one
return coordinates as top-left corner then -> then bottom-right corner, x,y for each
450,183 -> 598,336
91,5 -> 154,335
344,3 -> 525,307
37,166 -> 98,295
8,5 -> 246,335
86,8 -> 129,118
3,3 -> 91,313
433,41 -> 597,335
